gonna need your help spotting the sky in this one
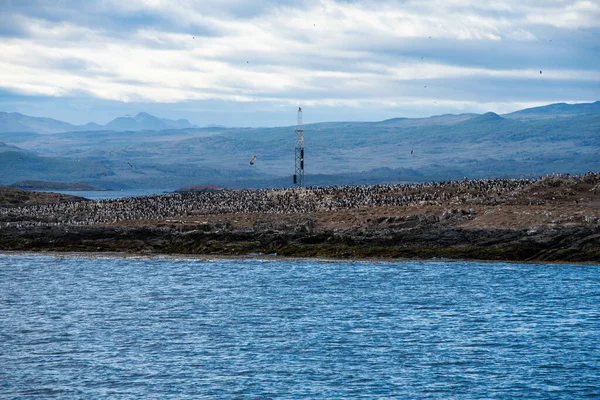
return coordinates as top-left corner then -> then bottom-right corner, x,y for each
0,0 -> 598,126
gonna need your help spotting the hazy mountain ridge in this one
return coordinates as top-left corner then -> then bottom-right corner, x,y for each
0,102 -> 598,189
0,102 -> 597,135
0,112 -> 198,134
0,112 -> 80,134
0,141 -> 31,153
104,112 -> 198,131
504,101 -> 600,120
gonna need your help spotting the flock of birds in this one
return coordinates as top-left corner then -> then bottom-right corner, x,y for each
0,176 -> 583,229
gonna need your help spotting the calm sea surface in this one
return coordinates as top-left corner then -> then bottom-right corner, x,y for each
1,255 -> 598,399
38,189 -> 171,200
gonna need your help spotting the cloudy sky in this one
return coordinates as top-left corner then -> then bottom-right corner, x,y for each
0,0 -> 598,126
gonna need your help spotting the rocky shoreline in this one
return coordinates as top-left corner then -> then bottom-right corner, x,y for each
1,219 -> 598,262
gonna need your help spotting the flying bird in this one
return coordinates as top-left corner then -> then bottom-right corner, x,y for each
249,155 -> 257,166
540,70 -> 542,74
127,162 -> 133,168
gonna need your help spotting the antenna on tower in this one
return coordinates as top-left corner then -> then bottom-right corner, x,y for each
293,107 -> 305,187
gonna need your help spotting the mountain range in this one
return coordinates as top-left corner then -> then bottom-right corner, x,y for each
0,102 -> 598,189
0,111 -> 198,134
2,102 -> 599,135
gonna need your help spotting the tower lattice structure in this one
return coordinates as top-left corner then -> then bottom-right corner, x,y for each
293,107 -> 304,187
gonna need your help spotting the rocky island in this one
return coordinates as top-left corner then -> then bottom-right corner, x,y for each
0,187 -> 86,208
1,173 -> 599,262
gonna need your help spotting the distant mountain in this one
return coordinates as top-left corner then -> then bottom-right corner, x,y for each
1,101 -> 598,135
82,122 -> 103,130
0,111 -> 198,134
103,117 -> 140,131
104,112 -> 197,131
503,101 -> 600,121
0,142 -> 31,153
456,112 -> 509,131
379,113 -> 477,127
0,112 -> 80,134
468,112 -> 505,123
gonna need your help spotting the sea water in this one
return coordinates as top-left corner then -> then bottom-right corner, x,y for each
36,189 -> 171,201
1,255 -> 598,398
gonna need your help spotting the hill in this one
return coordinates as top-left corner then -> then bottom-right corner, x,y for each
0,187 -> 86,208
0,112 -> 80,134
0,141 -> 32,153
503,101 -> 600,121
0,111 -> 198,134
0,151 -> 114,185
104,112 -> 197,131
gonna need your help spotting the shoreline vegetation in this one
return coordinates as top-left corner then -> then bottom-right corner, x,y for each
1,173 -> 599,263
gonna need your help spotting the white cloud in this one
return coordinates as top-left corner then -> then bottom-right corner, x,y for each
524,0 -> 600,28
0,0 -> 598,113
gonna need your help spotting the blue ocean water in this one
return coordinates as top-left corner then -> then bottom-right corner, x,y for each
0,255 -> 598,399
37,189 -> 171,200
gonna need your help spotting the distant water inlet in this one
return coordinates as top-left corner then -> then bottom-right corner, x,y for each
1,256 -> 599,398
36,189 -> 170,200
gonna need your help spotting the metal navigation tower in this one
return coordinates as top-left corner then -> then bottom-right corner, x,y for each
293,107 -> 304,187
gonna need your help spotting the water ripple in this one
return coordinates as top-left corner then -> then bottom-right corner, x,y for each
1,255 -> 599,398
